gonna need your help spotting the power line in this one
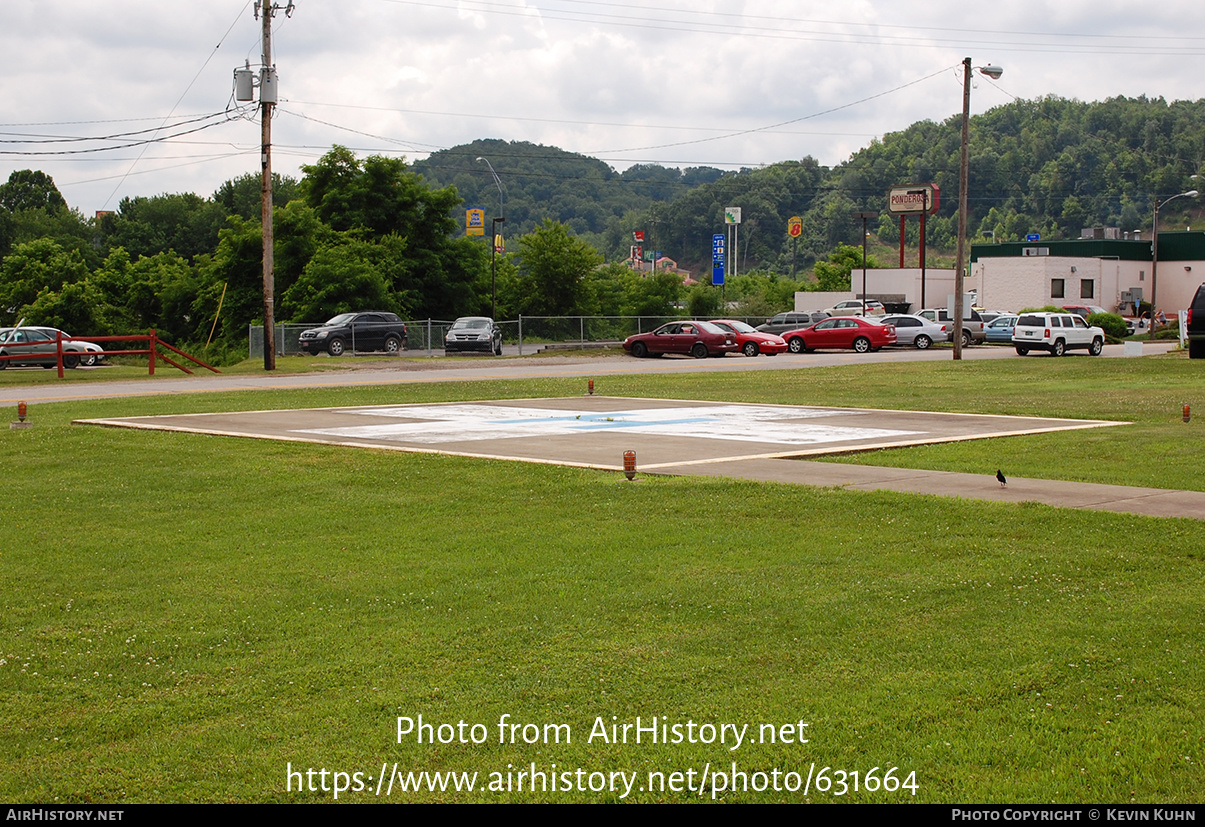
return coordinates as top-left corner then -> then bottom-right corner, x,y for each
0,114 -> 247,156
99,1 -> 257,209
376,0 -> 1205,55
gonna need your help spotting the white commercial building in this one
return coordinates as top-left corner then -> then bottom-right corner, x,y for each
970,231 -> 1205,315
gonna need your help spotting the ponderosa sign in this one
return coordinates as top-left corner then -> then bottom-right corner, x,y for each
887,184 -> 940,215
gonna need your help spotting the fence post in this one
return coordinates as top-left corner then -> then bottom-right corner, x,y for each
426,319 -> 432,357
149,329 -> 157,375
518,315 -> 523,356
55,329 -> 65,378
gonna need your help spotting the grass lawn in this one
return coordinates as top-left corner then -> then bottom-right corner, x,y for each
1,357 -> 1203,803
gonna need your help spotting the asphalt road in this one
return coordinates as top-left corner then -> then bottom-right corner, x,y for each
0,340 -> 1180,405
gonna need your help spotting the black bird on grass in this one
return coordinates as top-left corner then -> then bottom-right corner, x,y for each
996,469 -> 1007,488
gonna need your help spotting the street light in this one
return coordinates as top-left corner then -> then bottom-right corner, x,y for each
477,157 -> 506,320
954,58 -> 1003,360
1151,189 -> 1199,333
853,211 -> 878,312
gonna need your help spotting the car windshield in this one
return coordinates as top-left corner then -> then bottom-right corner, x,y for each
696,321 -> 725,334
452,318 -> 490,330
324,313 -> 357,326
723,321 -> 757,333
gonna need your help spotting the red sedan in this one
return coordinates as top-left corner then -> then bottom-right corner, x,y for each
623,320 -> 737,358
709,319 -> 788,357
781,316 -> 897,354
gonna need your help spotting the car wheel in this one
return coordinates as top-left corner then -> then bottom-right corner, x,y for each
82,353 -> 97,367
62,353 -> 80,369
1015,346 -> 1029,356
1052,339 -> 1066,357
384,334 -> 402,355
787,337 -> 806,354
327,337 -> 345,357
742,341 -> 759,357
961,330 -> 973,348
1190,340 -> 1205,359
914,335 -> 931,350
691,343 -> 709,359
631,341 -> 648,358
853,337 -> 871,354
1089,337 -> 1103,356
494,340 -> 503,356
0,355 -> 6,370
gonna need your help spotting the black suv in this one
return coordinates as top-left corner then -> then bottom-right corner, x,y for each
298,312 -> 408,357
1188,284 -> 1205,359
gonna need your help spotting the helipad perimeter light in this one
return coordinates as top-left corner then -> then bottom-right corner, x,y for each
623,450 -> 636,481
1184,404 -> 1191,423
18,401 -> 27,422
588,379 -> 595,395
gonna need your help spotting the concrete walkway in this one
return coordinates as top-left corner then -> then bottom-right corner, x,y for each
668,457 -> 1205,520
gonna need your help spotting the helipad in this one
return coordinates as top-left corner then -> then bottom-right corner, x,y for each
78,396 -> 1121,472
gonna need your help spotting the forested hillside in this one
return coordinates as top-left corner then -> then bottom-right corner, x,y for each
419,96 -> 1205,275
412,138 -> 724,254
593,95 -> 1205,274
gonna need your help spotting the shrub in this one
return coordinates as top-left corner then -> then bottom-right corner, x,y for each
1087,312 -> 1127,339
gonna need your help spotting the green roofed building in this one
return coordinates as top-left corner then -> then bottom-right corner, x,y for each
970,230 -> 1205,316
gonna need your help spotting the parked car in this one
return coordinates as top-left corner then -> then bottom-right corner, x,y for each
709,319 -> 787,356
298,312 -> 409,356
29,327 -> 106,365
1062,304 -> 1110,319
623,321 -> 737,358
822,299 -> 886,317
756,311 -> 829,336
781,316 -> 897,354
0,327 -> 94,369
1012,312 -> 1104,356
983,314 -> 1020,344
877,314 -> 947,349
1187,284 -> 1205,358
444,316 -> 503,355
917,308 -> 986,347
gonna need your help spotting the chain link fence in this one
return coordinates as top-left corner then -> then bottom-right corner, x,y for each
250,315 -> 771,358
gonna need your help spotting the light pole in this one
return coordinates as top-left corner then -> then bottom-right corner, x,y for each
853,211 -> 878,312
477,157 -> 506,319
1151,189 -> 1199,334
489,216 -> 505,320
954,58 -> 1003,360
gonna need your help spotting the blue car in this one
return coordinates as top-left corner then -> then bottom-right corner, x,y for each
984,314 -> 1019,344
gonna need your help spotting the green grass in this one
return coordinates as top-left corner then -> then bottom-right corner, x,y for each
2,357 -> 1204,803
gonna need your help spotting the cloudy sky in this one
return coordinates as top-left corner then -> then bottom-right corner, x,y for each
2,0 -> 1203,215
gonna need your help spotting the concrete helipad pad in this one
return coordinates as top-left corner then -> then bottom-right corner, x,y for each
78,396 -> 1122,471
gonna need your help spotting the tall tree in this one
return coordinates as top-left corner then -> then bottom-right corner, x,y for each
508,219 -> 603,316
0,170 -> 67,214
300,145 -> 486,318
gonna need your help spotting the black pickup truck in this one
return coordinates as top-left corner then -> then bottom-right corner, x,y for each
1188,284 -> 1205,359
298,312 -> 409,356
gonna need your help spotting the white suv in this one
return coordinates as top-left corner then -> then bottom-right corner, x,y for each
824,300 -> 885,317
1012,312 -> 1104,357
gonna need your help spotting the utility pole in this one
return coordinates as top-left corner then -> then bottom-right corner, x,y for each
255,2 -> 292,370
260,3 -> 275,370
